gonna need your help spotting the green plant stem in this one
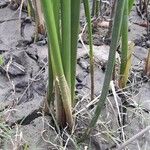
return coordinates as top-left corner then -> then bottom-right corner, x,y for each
95,0 -> 99,17
106,0 -> 116,39
120,42 -> 134,88
128,0 -> 134,14
91,0 -> 100,17
47,41 -> 53,104
119,0 -> 128,88
79,0 -> 126,142
27,0 -> 31,17
53,0 -> 61,45
91,0 -> 96,17
41,0 -> 62,83
61,0 -> 71,88
83,0 -> 94,101
71,0 -> 81,104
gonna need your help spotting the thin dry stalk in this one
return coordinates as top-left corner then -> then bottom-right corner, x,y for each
144,49 -> 150,76
33,0 -> 45,35
110,81 -> 126,142
117,126 -> 150,150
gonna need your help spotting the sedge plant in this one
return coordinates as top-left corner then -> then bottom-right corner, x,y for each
41,0 -> 81,129
41,0 -> 95,130
41,0 -> 135,141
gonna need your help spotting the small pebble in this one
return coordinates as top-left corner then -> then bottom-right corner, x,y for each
146,40 -> 150,48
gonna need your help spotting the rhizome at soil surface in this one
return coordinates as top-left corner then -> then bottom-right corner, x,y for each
0,0 -> 150,150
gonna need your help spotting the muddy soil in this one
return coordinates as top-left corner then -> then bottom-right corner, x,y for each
0,1 -> 150,150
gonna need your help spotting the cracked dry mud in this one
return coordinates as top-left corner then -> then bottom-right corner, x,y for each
0,1 -> 150,150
